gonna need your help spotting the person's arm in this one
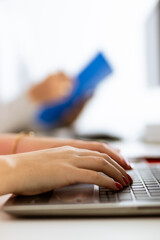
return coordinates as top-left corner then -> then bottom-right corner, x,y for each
0,146 -> 132,196
0,73 -> 72,133
0,94 -> 36,133
0,134 -> 132,170
0,72 -> 89,133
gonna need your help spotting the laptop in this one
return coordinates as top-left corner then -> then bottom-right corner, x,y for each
3,159 -> 160,217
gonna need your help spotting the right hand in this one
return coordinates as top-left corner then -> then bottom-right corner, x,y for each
7,146 -> 132,196
29,72 -> 72,104
28,72 -> 91,126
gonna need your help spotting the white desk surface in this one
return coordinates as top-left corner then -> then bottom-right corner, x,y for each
1,194 -> 160,240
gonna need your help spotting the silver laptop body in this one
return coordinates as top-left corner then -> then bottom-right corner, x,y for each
3,160 -> 160,217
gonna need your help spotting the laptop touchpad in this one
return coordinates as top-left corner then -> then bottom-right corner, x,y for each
51,184 -> 95,204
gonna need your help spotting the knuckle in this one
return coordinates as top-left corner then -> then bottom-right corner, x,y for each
98,141 -> 105,147
97,157 -> 107,167
97,142 -> 104,148
101,153 -> 110,159
118,166 -> 127,175
115,170 -> 123,181
110,178 -> 116,186
97,142 -> 107,151
64,146 -> 75,153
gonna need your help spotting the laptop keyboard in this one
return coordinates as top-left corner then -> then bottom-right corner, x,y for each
99,165 -> 160,203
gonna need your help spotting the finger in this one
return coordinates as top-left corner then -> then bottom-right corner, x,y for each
91,142 -> 132,170
100,153 -> 132,184
69,148 -> 132,184
74,168 -> 123,191
74,156 -> 129,186
102,142 -> 121,153
71,141 -> 131,170
72,146 -> 132,170
64,147 -> 132,183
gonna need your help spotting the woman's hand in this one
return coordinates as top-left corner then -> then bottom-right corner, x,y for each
28,72 -> 72,104
0,135 -> 132,171
2,146 -> 132,196
65,139 -> 132,170
16,136 -> 132,170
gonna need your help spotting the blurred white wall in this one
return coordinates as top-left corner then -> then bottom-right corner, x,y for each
0,0 -> 159,139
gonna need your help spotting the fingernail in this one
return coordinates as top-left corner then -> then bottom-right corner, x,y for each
130,163 -> 134,169
115,182 -> 123,190
127,163 -> 133,170
127,174 -> 133,184
123,176 -> 129,185
122,158 -> 128,166
123,158 -> 132,169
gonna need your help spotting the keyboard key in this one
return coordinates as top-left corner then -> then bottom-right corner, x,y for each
118,193 -> 133,201
149,191 -> 160,196
135,196 -> 149,200
99,166 -> 160,203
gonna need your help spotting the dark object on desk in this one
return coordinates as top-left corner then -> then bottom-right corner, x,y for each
74,133 -> 121,141
146,158 -> 160,163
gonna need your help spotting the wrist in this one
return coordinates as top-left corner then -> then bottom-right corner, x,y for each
0,155 -> 18,195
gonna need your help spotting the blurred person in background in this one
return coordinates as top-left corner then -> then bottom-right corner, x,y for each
0,72 -> 87,133
0,0 -> 91,133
